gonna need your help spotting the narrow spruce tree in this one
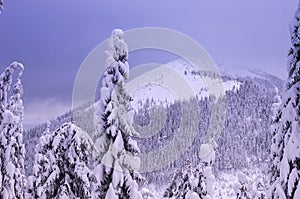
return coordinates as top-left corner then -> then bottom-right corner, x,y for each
236,172 -> 250,199
164,144 -> 216,199
94,29 -> 144,199
163,162 -> 209,199
27,121 -> 52,199
270,2 -> 300,198
0,62 -> 26,199
269,88 -> 282,198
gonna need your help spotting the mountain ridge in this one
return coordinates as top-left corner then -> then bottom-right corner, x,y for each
24,60 -> 284,177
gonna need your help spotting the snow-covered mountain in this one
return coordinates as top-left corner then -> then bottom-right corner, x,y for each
24,60 -> 283,193
130,59 -> 282,110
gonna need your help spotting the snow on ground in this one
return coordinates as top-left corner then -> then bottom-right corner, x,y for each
214,168 -> 268,199
218,63 -> 269,80
166,59 -> 241,98
141,185 -> 165,199
144,167 -> 267,199
131,83 -> 177,110
222,80 -> 241,92
129,59 -> 242,110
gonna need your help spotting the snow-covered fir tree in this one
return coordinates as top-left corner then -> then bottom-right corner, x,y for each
27,120 -> 52,198
198,143 -> 215,198
0,62 -> 26,199
163,162 -> 210,199
235,172 -> 251,199
163,144 -> 215,199
28,122 -> 96,199
94,29 -> 144,199
163,169 -> 184,198
164,163 -> 205,199
269,2 -> 300,198
254,178 -> 266,199
269,88 -> 283,198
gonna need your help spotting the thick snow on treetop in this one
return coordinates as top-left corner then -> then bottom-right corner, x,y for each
105,28 -> 128,68
198,143 -> 215,164
185,191 -> 201,199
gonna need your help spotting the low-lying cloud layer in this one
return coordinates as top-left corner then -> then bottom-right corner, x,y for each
23,98 -> 71,130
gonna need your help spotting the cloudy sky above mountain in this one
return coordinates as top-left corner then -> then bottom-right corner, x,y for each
0,0 -> 298,126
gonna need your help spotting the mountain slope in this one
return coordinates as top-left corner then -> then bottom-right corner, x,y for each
131,59 -> 282,109
24,60 -> 283,182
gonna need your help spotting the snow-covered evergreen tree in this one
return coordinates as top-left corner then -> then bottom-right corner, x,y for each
94,29 -> 144,199
163,162 -> 209,199
164,145 -> 215,199
29,122 -> 96,199
27,120 -> 52,198
163,169 -> 183,198
198,144 -> 216,199
0,62 -> 26,199
254,178 -> 266,199
270,2 -> 300,198
235,172 -> 251,199
269,88 -> 283,198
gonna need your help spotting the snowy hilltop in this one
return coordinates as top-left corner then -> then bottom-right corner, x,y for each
130,59 -> 283,110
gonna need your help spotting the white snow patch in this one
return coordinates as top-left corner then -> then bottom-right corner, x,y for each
131,83 -> 177,110
186,190 -> 200,199
130,60 -> 242,110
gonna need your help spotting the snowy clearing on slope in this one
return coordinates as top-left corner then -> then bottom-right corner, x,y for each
129,59 -> 242,110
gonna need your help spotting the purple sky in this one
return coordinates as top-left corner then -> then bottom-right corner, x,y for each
0,0 -> 298,126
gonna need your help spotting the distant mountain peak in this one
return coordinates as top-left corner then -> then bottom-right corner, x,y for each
167,59 -> 282,81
